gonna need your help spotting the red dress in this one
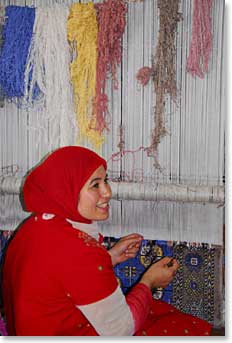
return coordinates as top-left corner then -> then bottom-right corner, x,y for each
2,215 -> 211,336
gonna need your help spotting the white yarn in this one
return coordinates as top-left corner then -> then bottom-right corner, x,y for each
23,4 -> 77,149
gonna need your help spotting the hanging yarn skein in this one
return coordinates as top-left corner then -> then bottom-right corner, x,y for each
93,0 -> 127,135
0,5 -> 5,107
0,6 -> 36,99
67,3 -> 101,150
186,0 -> 213,78
22,4 -> 77,148
137,0 -> 182,170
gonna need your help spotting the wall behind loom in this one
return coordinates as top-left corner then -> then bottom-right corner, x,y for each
0,0 -> 225,245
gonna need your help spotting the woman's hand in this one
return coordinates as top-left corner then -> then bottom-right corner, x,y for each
108,233 -> 143,266
140,256 -> 179,289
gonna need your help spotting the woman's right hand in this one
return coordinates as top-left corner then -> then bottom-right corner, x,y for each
140,257 -> 179,289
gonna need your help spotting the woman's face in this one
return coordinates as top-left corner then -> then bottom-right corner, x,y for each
77,165 -> 112,221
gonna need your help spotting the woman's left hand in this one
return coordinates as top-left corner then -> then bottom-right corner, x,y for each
108,233 -> 143,266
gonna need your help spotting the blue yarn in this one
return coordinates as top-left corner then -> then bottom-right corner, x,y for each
0,10 -> 5,106
0,6 -> 37,98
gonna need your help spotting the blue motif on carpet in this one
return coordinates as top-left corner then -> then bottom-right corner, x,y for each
103,238 -> 174,304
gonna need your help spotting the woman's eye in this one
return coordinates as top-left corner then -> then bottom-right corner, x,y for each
104,178 -> 109,184
92,183 -> 99,188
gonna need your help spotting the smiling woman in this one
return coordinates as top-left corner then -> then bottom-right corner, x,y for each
1,146 -> 212,336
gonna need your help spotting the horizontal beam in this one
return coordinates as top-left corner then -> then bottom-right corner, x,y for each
0,176 -> 224,204
110,181 -> 224,204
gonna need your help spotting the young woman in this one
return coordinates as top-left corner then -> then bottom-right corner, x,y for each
2,146 -> 212,336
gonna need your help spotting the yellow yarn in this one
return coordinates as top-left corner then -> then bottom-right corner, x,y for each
67,3 -> 104,150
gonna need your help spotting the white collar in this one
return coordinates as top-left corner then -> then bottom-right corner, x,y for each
41,213 -> 102,241
66,219 -> 101,241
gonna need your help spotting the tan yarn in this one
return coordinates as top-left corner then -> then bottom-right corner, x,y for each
146,0 -> 182,169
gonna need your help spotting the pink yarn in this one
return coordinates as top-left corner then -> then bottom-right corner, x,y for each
93,0 -> 127,134
108,146 -> 146,182
136,67 -> 153,86
186,0 -> 213,78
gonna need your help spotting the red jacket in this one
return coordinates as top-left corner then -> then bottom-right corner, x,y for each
3,215 -> 117,335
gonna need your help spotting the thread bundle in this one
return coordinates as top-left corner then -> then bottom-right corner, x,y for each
94,0 -> 127,135
186,0 -> 213,78
0,2 -> 126,150
67,2 -> 100,149
23,4 -> 77,148
0,1 -> 214,153
0,5 -> 5,106
136,0 -> 213,170
0,6 -> 36,99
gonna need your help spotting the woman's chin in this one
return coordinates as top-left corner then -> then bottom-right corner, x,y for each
94,211 -> 109,221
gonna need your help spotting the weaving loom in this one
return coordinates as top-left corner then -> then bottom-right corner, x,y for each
0,0 -> 225,243
0,0 -> 225,335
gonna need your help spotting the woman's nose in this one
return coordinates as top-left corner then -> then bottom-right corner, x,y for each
101,184 -> 112,198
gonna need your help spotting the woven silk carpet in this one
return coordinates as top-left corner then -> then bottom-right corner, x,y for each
103,237 -> 224,327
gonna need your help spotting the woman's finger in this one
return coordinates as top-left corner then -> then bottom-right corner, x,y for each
119,234 -> 143,242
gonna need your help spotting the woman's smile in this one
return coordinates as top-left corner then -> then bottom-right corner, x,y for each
96,202 -> 109,208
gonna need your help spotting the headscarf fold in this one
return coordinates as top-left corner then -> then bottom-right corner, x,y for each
22,146 -> 107,223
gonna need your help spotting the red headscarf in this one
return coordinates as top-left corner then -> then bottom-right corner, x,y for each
22,146 -> 107,223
